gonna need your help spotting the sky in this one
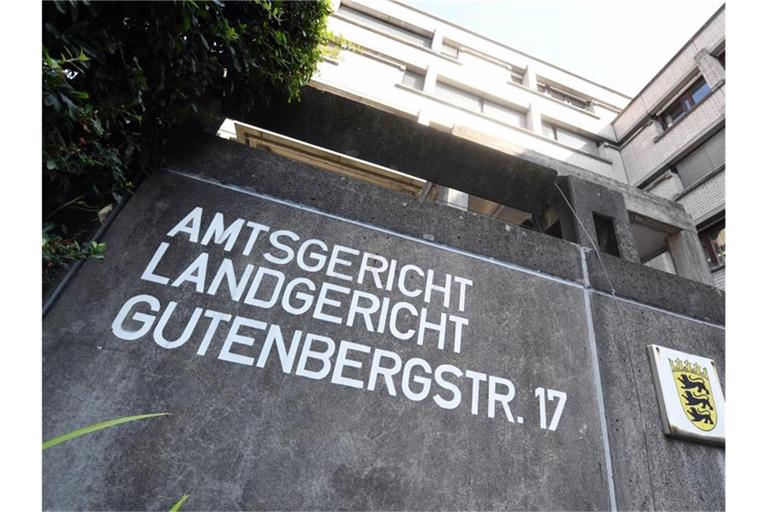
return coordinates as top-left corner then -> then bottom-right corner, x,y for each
401,0 -> 724,97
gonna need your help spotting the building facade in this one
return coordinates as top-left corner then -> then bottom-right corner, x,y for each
612,7 -> 725,288
42,2 -> 726,509
221,0 -> 724,288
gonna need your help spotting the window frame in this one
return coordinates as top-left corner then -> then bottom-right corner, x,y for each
541,121 -> 599,156
658,76 -> 712,130
537,82 -> 592,111
336,4 -> 433,49
433,80 -> 527,128
698,217 -> 725,270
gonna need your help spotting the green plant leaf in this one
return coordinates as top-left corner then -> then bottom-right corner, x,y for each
169,494 -> 190,512
42,412 -> 169,450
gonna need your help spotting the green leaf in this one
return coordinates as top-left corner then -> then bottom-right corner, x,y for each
169,494 -> 190,512
42,412 -> 170,450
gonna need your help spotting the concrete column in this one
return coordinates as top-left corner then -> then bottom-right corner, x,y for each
424,64 -> 437,94
416,109 -> 431,127
430,28 -> 444,53
523,64 -> 538,90
437,187 -> 469,211
667,229 -> 714,285
526,102 -> 543,134
695,49 -> 725,88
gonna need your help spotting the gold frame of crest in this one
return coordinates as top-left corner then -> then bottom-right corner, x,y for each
647,344 -> 725,446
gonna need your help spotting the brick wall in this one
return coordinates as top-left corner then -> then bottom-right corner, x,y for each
677,170 -> 725,223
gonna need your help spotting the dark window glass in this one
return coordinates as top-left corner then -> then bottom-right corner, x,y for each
699,219 -> 725,269
691,80 -> 711,104
659,77 -> 711,129
717,50 -> 725,68
593,213 -> 620,257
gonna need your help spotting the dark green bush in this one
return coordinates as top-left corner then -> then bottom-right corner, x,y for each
43,0 -> 331,280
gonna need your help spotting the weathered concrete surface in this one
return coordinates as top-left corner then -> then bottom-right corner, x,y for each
585,249 -> 725,324
165,130 -> 585,284
590,293 -> 725,511
561,177 -> 640,263
43,171 -> 610,510
236,87 -> 702,232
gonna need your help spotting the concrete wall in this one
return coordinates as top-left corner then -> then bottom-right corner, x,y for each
677,170 -> 725,224
42,132 -> 724,510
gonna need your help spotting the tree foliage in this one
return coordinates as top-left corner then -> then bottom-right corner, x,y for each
43,0 -> 331,280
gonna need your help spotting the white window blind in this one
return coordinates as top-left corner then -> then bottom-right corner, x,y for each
675,129 -> 725,188
338,5 -> 431,48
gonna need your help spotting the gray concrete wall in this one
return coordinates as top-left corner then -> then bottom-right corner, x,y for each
42,132 -> 724,511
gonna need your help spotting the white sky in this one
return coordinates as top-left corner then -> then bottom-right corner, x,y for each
402,0 -> 724,96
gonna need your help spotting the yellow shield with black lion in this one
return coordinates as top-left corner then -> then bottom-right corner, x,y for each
669,358 -> 717,431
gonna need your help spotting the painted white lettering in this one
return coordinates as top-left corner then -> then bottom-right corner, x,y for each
367,349 -> 403,396
326,244 -> 360,281
197,310 -> 231,356
312,282 -> 350,324
200,213 -> 244,252
218,316 -> 266,366
346,290 -> 380,332
357,252 -> 388,289
171,252 -> 209,293
167,206 -> 202,242
296,239 -> 328,272
206,259 -> 254,301
295,333 -> 336,380
256,325 -> 302,373
111,294 -> 160,340
424,269 -> 452,308
141,242 -> 171,285
465,370 -> 487,416
331,340 -> 371,389
152,301 -> 203,349
264,229 -> 300,265
243,267 -> 285,308
433,364 -> 463,410
281,277 -> 316,315
417,308 -> 447,350
242,221 -> 271,257
454,276 -> 473,313
389,301 -> 418,340
488,375 -> 516,422
397,264 -> 424,298
402,358 -> 432,401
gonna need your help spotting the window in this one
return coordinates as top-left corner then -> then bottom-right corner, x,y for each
537,82 -> 591,111
338,5 -> 431,48
672,129 -> 725,188
717,50 -> 725,69
441,41 -> 459,58
542,122 -> 599,156
510,67 -> 525,85
699,218 -> 725,269
593,214 -> 620,257
434,81 -> 526,128
659,76 -> 711,129
483,99 -> 526,128
434,81 -> 481,111
402,69 -> 425,91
